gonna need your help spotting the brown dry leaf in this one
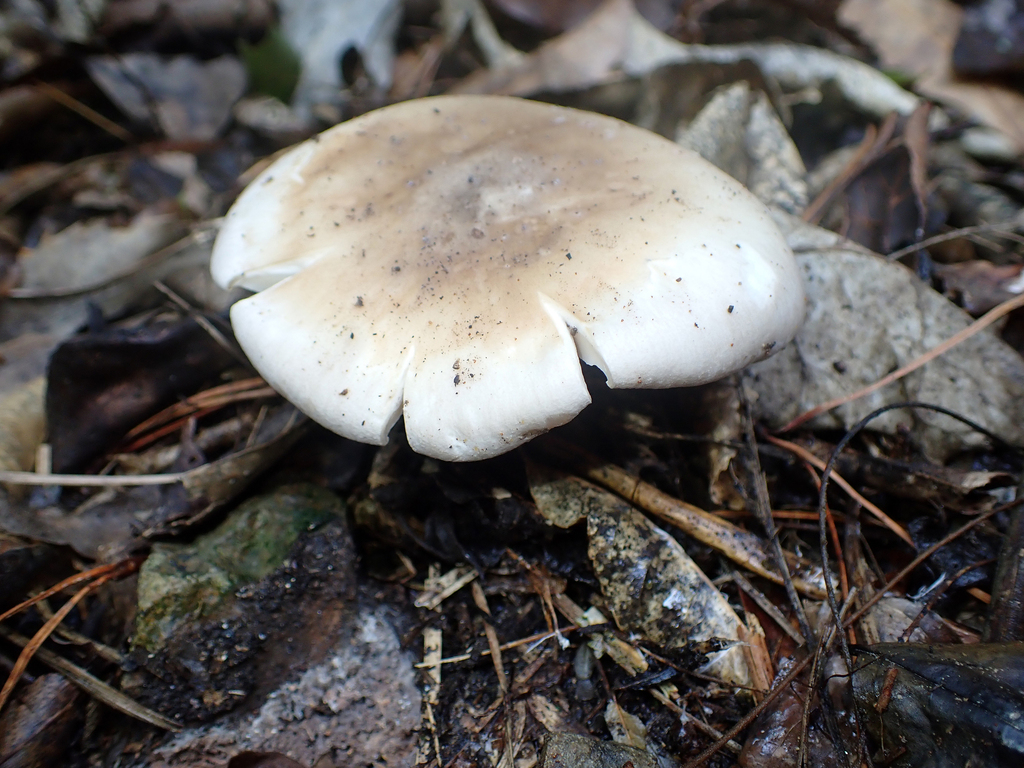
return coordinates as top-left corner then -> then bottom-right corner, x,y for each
935,261 -> 1024,315
532,470 -> 764,688
0,674 -> 81,768
604,699 -> 647,748
839,0 -> 1024,156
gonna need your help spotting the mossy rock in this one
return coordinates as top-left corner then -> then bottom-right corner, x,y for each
133,483 -> 344,654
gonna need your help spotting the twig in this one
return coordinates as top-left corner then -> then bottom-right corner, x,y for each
740,387 -> 814,645
33,81 -> 134,143
845,503 -> 1006,629
802,115 -> 897,224
0,470 -> 186,486
680,655 -> 813,768
0,559 -> 140,713
732,571 -> 806,647
763,434 -> 912,545
886,218 -> 1024,262
0,625 -> 179,731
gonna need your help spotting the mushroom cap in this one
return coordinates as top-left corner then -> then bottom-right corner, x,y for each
212,95 -> 804,461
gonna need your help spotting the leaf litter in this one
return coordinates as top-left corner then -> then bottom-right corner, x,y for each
0,2 -> 1024,768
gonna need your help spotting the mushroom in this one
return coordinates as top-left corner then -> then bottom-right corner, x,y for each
211,95 -> 804,461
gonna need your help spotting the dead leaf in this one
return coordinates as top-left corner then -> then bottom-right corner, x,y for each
851,643 -> 1024,767
540,733 -> 657,768
604,699 -> 647,748
453,0 -> 633,95
677,80 -> 809,213
0,674 -> 81,768
585,483 -> 762,688
45,314 -> 237,472
453,0 -> 923,129
745,213 -> 1024,461
1,213 -> 188,342
86,54 -> 247,140
935,260 -> 1024,315
839,0 -> 1024,156
952,0 -> 1024,77
99,0 -> 275,40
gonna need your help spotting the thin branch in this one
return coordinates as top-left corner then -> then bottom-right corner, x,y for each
886,218 -> 1024,262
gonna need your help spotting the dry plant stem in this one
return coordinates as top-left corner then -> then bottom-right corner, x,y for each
413,627 -> 577,668
581,460 -> 826,598
120,389 -> 277,453
681,654 -> 814,768
0,558 -> 139,713
0,560 -> 130,623
802,114 -> 897,225
124,376 -> 269,439
33,81 -> 134,142
886,219 -> 1024,262
732,571 -> 806,647
801,463 -> 850,601
471,581 -> 508,694
0,626 -> 179,731
798,591 -> 865,768
691,504 -> 1008,767
765,434 -> 912,545
847,503 -> 1005,629
741,390 -> 814,645
0,469 -> 187,486
152,280 -> 249,368
779,290 -> 1024,433
649,687 -> 743,754
898,559 -> 995,642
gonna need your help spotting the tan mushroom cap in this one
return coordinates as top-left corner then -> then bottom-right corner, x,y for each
212,95 -> 804,461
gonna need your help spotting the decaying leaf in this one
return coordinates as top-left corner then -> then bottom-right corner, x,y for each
604,698 -> 647,748
935,261 -> 1024,316
454,0 -> 922,123
46,314 -> 237,472
0,674 -> 81,768
746,214 -> 1024,460
839,0 -> 1024,157
531,470 -> 769,689
540,732 -> 657,768
279,0 -> 402,120
1,213 -> 189,342
852,643 -> 1024,767
0,404 -> 303,559
86,54 -> 247,140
